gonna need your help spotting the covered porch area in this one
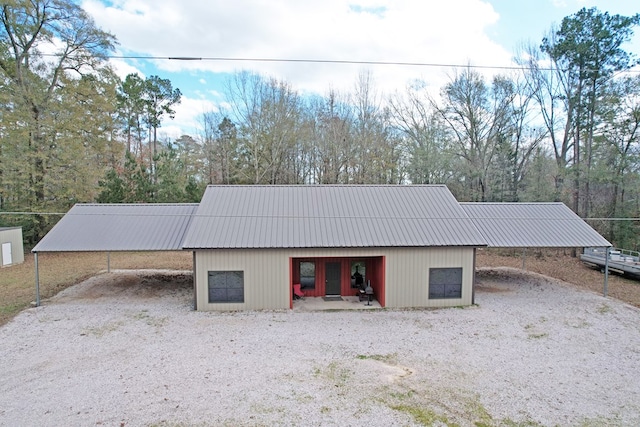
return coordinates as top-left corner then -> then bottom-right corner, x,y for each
292,295 -> 382,311
290,256 -> 386,308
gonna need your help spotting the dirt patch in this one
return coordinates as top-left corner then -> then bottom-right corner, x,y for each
51,270 -> 192,302
0,251 -> 193,326
474,284 -> 511,293
477,248 -> 640,308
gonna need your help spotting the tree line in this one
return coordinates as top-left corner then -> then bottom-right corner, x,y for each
1,1 -> 639,248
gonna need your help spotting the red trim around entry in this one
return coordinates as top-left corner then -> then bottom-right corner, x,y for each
290,256 -> 385,307
379,256 -> 386,307
289,257 -> 293,309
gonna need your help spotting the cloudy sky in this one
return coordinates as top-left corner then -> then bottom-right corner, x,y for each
80,0 -> 640,138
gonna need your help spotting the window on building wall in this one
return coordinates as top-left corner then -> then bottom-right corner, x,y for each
350,261 -> 366,288
208,271 -> 244,303
300,261 -> 315,289
429,268 -> 462,299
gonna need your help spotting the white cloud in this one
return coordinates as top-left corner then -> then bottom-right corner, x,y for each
83,0 -> 513,94
81,0 -> 539,136
162,96 -> 219,139
109,56 -> 144,79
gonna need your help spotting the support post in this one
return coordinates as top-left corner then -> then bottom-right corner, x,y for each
107,251 -> 111,273
35,252 -> 40,307
603,246 -> 610,297
521,248 -> 527,270
472,248 -> 477,305
192,251 -> 197,311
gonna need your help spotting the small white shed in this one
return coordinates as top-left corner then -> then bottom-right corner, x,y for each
0,227 -> 24,267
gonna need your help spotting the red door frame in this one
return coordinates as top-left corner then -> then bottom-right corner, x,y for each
291,256 -> 385,307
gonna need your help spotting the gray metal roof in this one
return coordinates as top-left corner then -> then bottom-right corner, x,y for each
32,204 -> 199,252
182,185 -> 488,249
460,202 -> 611,248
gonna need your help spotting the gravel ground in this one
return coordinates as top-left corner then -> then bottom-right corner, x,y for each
1,268 -> 639,427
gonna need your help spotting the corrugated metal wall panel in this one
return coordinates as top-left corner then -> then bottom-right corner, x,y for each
195,249 -> 291,311
194,246 -> 475,311
383,247 -> 475,309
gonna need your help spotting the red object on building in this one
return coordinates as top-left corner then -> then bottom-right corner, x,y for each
290,256 -> 386,306
293,283 -> 304,299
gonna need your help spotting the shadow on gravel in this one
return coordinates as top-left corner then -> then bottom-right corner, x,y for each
50,270 -> 193,302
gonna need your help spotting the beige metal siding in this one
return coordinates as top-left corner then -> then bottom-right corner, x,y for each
0,228 -> 24,266
195,249 -> 292,311
195,246 -> 475,311
384,247 -> 475,308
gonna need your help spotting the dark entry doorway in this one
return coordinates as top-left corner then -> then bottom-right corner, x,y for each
325,262 -> 341,295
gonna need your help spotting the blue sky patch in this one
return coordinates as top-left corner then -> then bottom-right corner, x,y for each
349,4 -> 387,17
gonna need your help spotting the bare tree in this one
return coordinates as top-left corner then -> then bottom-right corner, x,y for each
225,72 -> 303,184
305,89 -> 354,183
389,81 -> 457,185
351,71 -> 399,184
434,67 -> 514,201
518,39 -> 575,202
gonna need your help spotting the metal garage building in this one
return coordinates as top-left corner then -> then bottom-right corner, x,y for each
32,185 -> 611,310
1,227 -> 24,267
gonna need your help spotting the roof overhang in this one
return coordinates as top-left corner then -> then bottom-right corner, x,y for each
32,204 -> 199,252
460,202 -> 611,248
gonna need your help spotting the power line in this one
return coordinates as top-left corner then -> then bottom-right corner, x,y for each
585,218 -> 640,221
0,212 -> 66,216
137,56 -> 531,71
41,53 -> 640,73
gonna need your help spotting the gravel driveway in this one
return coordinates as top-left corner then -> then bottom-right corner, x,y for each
1,268 -> 639,426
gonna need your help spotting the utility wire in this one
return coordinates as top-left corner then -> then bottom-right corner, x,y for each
0,212 -> 66,216
41,53 -> 640,73
139,56 -> 530,71
585,218 -> 640,221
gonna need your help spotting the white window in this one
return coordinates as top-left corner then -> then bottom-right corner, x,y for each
300,261 -> 316,289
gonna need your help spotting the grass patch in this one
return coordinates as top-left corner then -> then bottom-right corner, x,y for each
381,383 -> 546,427
498,420 -> 544,427
80,320 -> 124,337
529,332 -> 549,339
0,251 -> 192,327
527,332 -> 548,339
597,303 -> 612,314
326,361 -> 352,386
0,301 -> 29,315
131,310 -> 168,328
356,353 -> 397,364
388,389 -> 417,401
524,322 -> 548,339
391,404 -> 457,426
